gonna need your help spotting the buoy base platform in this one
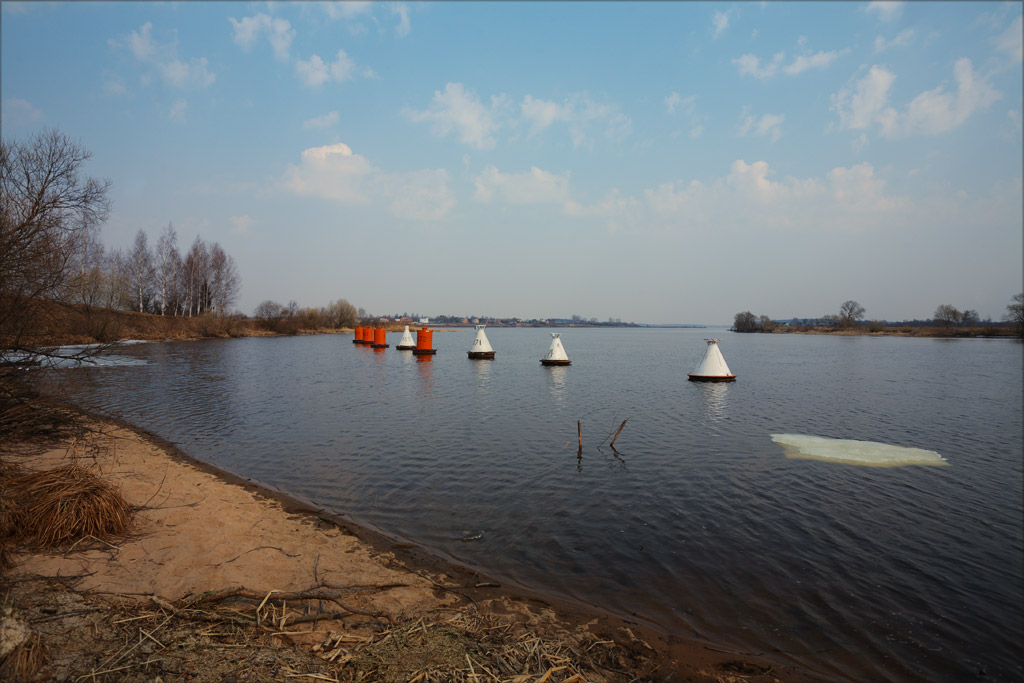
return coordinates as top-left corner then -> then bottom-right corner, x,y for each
688,374 -> 736,382
412,349 -> 437,355
468,351 -> 495,359
371,344 -> 390,349
396,344 -> 415,350
540,359 -> 571,366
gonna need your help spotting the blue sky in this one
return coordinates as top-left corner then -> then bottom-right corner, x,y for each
3,1 -> 1021,324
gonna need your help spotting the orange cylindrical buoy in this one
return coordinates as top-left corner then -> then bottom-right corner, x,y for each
362,326 -> 374,344
371,326 -> 389,348
353,325 -> 363,344
413,327 -> 436,355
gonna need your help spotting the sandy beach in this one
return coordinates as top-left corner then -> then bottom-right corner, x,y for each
2,415 -> 812,682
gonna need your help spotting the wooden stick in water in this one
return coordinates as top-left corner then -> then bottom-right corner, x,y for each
577,420 -> 582,450
609,419 -> 628,448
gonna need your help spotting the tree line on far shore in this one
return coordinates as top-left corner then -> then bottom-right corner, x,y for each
733,296 -> 1024,336
252,298 -> 358,334
81,224 -> 241,319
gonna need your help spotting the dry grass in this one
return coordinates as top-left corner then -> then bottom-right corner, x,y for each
0,461 -> 131,551
0,605 -> 47,683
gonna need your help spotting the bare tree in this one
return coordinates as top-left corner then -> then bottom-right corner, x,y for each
325,299 -> 358,328
838,300 -> 865,328
155,223 -> 179,315
1,129 -> 111,361
254,300 -> 284,320
128,229 -> 154,312
209,242 -> 240,316
732,311 -> 758,332
184,236 -> 208,316
1004,292 -> 1024,335
101,247 -> 130,311
933,304 -> 961,327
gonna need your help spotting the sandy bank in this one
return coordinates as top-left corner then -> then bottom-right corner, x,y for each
3,417 -> 812,682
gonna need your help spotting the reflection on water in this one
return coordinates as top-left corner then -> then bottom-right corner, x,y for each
545,364 -> 568,406
696,382 -> 729,423
470,356 -> 492,374
53,330 -> 1024,683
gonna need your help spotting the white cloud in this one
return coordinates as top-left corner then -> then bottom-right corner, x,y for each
303,111 -> 340,129
382,169 -> 454,221
738,108 -> 784,142
282,142 -> 453,221
563,190 -> 641,234
229,13 -> 295,61
1,98 -> 44,127
322,1 -> 373,20
826,163 -> 901,211
864,1 -> 903,23
294,55 -> 330,87
902,58 -> 1001,135
520,94 -> 632,148
665,92 -> 696,115
733,52 -> 784,79
295,50 -> 359,88
473,165 -> 571,205
470,164 -> 640,233
642,159 -> 909,233
392,3 -> 411,37
830,65 -> 897,132
873,28 -> 915,53
320,2 -> 410,38
405,83 -> 508,150
521,95 -> 573,136
994,15 -> 1023,63
736,49 -> 846,79
230,214 -> 254,235
712,9 -> 735,38
168,99 -> 188,123
831,59 -> 1002,138
783,49 -> 847,75
111,22 -> 215,90
283,142 -> 374,203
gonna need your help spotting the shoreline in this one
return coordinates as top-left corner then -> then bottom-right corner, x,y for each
4,409 -> 817,682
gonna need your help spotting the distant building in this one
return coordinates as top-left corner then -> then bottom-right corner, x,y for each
419,317 -> 429,324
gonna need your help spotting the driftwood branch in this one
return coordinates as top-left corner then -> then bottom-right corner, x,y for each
609,419 -> 628,448
174,581 -> 407,623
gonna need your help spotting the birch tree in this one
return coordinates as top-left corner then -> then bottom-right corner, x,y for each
129,229 -> 154,312
155,222 -> 179,315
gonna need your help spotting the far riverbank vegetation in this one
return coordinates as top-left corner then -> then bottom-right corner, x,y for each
732,296 -> 1023,338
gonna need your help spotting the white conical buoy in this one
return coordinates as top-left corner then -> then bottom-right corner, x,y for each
396,325 -> 416,350
688,338 -> 736,382
467,325 -> 495,359
540,333 -> 571,366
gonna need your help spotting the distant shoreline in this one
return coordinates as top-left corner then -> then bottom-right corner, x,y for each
734,325 -> 1019,339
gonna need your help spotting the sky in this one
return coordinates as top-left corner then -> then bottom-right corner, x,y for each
2,1 -> 1021,325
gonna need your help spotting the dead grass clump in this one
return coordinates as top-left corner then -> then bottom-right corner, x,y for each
319,608 -> 638,683
3,463 -> 131,549
0,606 -> 46,683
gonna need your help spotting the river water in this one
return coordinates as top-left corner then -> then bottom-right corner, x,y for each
53,328 -> 1022,681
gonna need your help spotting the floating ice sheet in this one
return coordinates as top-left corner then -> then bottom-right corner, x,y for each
770,434 -> 947,467
2,344 -> 148,369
